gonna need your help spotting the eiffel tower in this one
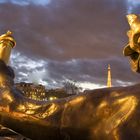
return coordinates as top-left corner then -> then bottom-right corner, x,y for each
107,64 -> 112,88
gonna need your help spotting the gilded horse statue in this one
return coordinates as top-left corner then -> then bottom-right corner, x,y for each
0,15 -> 139,140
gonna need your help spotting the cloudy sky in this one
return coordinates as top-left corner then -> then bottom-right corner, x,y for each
1,0 -> 140,90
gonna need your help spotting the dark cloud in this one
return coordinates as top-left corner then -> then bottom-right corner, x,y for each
0,0 -> 140,88
0,0 -> 128,60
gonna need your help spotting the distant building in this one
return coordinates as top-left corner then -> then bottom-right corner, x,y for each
15,82 -> 75,101
15,82 -> 47,101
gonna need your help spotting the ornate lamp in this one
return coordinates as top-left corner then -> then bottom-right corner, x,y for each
0,31 -> 16,64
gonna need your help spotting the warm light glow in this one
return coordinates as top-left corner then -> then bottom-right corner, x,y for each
93,95 -> 138,139
27,103 -> 40,110
41,103 -> 58,118
49,96 -> 57,101
2,91 -> 14,103
17,105 -> 26,112
105,96 -> 138,134
69,96 -> 85,105
26,110 -> 36,115
97,100 -> 108,110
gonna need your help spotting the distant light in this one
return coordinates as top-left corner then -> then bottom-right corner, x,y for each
49,96 -> 57,101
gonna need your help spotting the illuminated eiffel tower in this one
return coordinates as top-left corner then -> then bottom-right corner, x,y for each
107,64 -> 112,88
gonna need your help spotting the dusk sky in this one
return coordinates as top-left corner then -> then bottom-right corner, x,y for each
1,0 -> 140,90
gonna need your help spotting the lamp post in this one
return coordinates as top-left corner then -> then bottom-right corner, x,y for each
0,31 -> 16,64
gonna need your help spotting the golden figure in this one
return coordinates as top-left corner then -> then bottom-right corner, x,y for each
0,31 -> 16,64
123,14 -> 140,72
0,26 -> 139,140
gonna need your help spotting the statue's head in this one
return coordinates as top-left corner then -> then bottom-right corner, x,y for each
123,14 -> 140,72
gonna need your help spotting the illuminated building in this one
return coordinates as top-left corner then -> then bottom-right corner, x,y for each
15,83 -> 72,101
15,82 -> 47,101
107,64 -> 112,88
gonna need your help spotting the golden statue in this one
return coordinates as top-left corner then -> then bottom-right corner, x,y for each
123,14 -> 140,72
0,31 -> 16,64
0,24 -> 139,140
